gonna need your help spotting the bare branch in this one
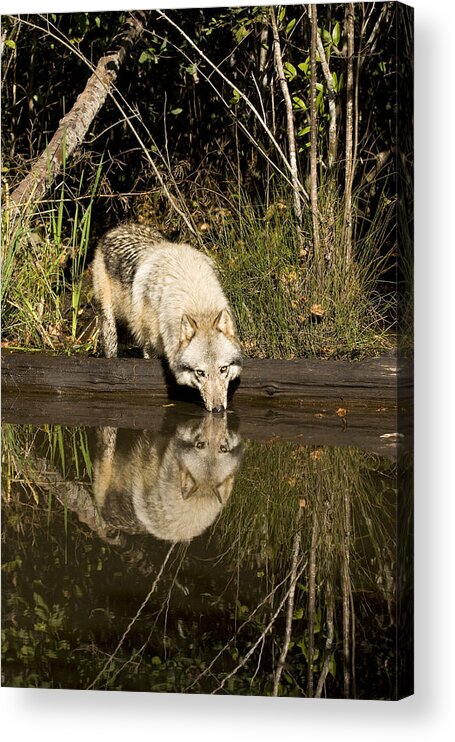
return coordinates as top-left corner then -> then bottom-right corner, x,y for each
154,28 -> 304,202
306,502 -> 318,696
10,13 -> 146,211
314,17 -> 337,167
185,554 -> 307,692
211,556 -> 306,694
309,4 -> 321,273
156,8 -> 309,202
272,515 -> 302,696
8,14 -> 200,239
87,542 -> 176,690
342,3 -> 355,264
270,7 -> 303,227
361,1 -> 392,67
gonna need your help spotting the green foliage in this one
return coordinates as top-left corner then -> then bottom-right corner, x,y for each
0,4 -> 410,357
284,61 -> 298,81
206,178 -> 396,360
2,157 -> 103,353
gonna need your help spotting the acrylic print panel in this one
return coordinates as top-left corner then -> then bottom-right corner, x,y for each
1,3 -> 413,699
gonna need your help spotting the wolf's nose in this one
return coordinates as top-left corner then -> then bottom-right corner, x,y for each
212,405 -> 225,414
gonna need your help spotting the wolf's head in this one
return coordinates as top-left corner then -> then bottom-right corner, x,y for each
173,309 -> 242,412
132,413 -> 242,542
175,413 -> 243,506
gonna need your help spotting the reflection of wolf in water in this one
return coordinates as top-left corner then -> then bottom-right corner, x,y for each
93,414 -> 242,543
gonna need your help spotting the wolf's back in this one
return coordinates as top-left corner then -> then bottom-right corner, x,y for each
97,223 -> 165,286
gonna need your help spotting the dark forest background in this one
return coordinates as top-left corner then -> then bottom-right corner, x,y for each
1,3 -> 413,359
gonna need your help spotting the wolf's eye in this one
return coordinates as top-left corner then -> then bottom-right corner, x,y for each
220,365 -> 228,374
195,441 -> 206,449
195,369 -> 205,378
219,444 -> 228,453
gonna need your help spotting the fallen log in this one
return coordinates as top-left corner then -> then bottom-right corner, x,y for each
2,351 -> 413,458
1,351 -> 411,404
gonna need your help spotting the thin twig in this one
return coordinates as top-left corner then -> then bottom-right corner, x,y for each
105,543 -> 188,686
87,543 -> 176,690
270,7 -> 303,227
211,558 -> 306,694
11,15 -> 200,239
315,580 -> 335,698
185,555 -> 307,692
10,13 -> 146,212
307,502 -> 319,697
156,8 -> 308,202
152,26 -> 304,202
272,515 -> 302,696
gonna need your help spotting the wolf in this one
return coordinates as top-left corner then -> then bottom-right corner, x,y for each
93,414 -> 243,543
92,223 -> 242,412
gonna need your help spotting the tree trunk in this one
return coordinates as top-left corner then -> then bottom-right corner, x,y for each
270,7 -> 303,231
343,3 -> 355,264
341,485 -> 354,698
314,14 -> 338,168
157,9 -> 309,202
258,17 -> 271,206
307,505 -> 318,697
309,5 -> 321,276
9,12 -> 146,212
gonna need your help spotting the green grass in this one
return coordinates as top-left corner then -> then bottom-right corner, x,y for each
216,438 -> 397,594
2,167 -> 397,359
207,177 -> 397,359
1,159 -> 102,354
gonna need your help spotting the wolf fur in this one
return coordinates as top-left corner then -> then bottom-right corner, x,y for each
93,415 -> 242,543
92,223 -> 242,412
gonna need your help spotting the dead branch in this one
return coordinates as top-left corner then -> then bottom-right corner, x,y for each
9,12 -> 147,212
272,514 -> 302,696
342,3 -> 355,264
87,541 -> 176,690
309,5 -> 322,274
314,12 -> 337,167
156,8 -> 309,203
307,502 -> 319,696
211,557 -> 306,694
270,8 -> 303,229
185,554 -> 307,692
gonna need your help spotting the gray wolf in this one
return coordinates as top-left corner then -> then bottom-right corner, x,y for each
92,223 -> 242,412
93,415 -> 243,543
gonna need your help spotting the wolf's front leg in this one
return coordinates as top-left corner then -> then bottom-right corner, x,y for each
143,343 -> 154,359
142,333 -> 163,359
93,426 -> 118,510
100,309 -> 118,358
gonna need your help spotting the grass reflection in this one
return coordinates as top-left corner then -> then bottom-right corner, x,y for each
1,422 -> 407,698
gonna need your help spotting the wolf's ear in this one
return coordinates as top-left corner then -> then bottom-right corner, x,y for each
180,314 -> 198,344
180,467 -> 198,500
214,474 -> 234,504
213,308 -> 236,339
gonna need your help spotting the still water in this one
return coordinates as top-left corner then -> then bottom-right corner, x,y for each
1,407 -> 411,699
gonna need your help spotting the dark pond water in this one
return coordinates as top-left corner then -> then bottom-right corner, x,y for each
1,405 -> 412,699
